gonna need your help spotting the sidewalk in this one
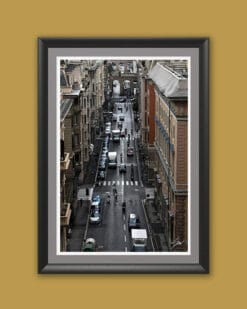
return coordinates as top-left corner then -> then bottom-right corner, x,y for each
67,199 -> 89,252
82,137 -> 102,185
144,199 -> 168,252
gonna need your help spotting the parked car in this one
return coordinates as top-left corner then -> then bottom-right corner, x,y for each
82,238 -> 96,252
98,170 -> 105,180
105,128 -> 111,136
102,145 -> 108,152
119,163 -> 127,173
119,115 -> 125,121
92,195 -> 101,205
112,62 -> 117,70
89,207 -> 102,224
127,147 -> 134,156
112,114 -> 117,122
101,153 -> 108,161
128,213 -> 140,231
99,161 -> 106,171
119,63 -> 125,73
120,130 -> 125,137
102,150 -> 108,156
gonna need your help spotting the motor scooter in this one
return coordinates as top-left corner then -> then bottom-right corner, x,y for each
122,201 -> 126,213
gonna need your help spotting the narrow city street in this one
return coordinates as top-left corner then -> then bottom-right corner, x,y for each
87,99 -> 152,252
70,98 -> 154,252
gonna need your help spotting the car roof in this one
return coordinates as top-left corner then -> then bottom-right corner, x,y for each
129,213 -> 136,219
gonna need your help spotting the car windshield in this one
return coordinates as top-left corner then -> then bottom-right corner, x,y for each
91,211 -> 100,218
93,196 -> 100,202
129,218 -> 136,224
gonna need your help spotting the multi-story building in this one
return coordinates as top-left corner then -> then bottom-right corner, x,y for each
149,61 -> 188,251
59,59 -> 105,250
60,98 -> 74,251
139,74 -> 156,185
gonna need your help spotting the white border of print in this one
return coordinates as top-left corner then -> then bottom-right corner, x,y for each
56,56 -> 191,256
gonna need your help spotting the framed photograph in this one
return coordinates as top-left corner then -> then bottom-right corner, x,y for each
38,38 -> 209,273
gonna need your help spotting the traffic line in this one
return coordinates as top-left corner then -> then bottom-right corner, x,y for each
124,235 -> 127,242
97,180 -> 140,187
123,224 -> 126,231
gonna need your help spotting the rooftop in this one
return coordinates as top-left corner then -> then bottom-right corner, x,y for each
148,62 -> 188,98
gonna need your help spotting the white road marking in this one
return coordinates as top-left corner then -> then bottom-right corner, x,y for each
130,181 -> 133,186
125,247 -> 127,252
135,181 -> 138,186
122,181 -> 124,186
124,235 -> 127,242
123,214 -> 125,221
117,180 -> 120,186
123,224 -> 126,231
112,181 -> 115,186
108,181 -> 111,186
103,181 -> 106,186
126,181 -> 129,186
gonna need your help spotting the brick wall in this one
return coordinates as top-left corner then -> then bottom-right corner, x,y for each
175,120 -> 187,190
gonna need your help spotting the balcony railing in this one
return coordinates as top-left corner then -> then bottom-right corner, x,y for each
60,152 -> 70,171
60,203 -> 71,226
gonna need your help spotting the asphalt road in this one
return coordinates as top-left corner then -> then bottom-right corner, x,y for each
69,98 -> 153,252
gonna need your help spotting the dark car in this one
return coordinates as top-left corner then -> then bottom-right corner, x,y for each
128,213 -> 140,231
99,160 -> 106,171
89,207 -> 102,224
119,163 -> 127,173
120,130 -> 125,137
102,145 -> 108,152
119,115 -> 125,121
97,170 -> 105,180
82,238 -> 96,252
127,147 -> 134,156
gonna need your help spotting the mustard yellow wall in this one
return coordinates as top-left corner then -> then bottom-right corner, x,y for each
1,0 -> 246,308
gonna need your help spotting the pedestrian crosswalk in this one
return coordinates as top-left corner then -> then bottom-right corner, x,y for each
99,136 -> 137,141
97,180 -> 139,187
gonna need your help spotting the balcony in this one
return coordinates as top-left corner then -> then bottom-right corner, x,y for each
60,152 -> 70,171
60,203 -> 71,226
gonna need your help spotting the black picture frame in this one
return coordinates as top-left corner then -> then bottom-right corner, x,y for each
38,37 -> 209,274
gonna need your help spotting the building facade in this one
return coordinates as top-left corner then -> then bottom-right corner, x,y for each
149,61 -> 188,251
59,60 -> 105,251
